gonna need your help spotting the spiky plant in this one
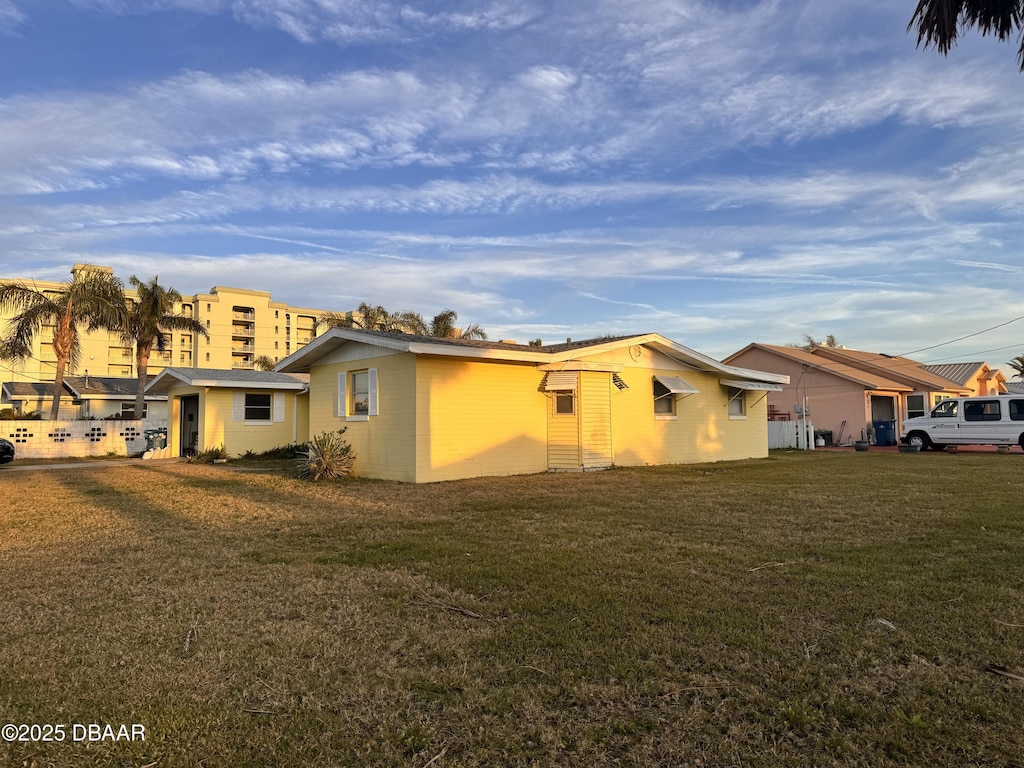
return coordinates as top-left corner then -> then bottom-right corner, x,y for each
297,428 -> 355,481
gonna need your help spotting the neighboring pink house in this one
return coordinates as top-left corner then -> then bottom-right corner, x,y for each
725,344 -> 972,446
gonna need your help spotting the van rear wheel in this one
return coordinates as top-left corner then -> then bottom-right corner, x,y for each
907,432 -> 930,451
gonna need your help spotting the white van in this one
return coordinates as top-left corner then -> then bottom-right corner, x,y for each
900,395 -> 1024,451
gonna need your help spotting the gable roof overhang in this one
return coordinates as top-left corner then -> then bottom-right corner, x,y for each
808,346 -> 972,394
276,329 -> 789,387
2,381 -> 75,401
146,368 -> 310,395
725,343 -> 912,391
62,376 -> 166,402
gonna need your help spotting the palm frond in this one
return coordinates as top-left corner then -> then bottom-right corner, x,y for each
909,0 -> 1024,68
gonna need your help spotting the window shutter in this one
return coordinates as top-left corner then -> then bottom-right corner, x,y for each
367,368 -> 378,416
273,393 -> 285,422
337,372 -> 347,418
232,392 -> 245,421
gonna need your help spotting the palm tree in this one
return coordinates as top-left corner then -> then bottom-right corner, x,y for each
121,275 -> 209,419
1008,354 -> 1024,381
318,303 -> 411,333
0,265 -> 126,419
909,1 -> 1024,70
318,302 -> 487,339
252,355 -> 277,371
426,309 -> 488,340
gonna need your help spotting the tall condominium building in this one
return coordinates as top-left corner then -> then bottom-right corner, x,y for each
1,264 -> 350,385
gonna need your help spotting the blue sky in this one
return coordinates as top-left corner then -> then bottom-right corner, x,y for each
2,1 -> 1024,364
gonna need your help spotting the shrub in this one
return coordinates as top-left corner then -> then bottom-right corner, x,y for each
297,428 -> 355,481
187,444 -> 228,464
0,409 -> 42,420
242,443 -> 304,459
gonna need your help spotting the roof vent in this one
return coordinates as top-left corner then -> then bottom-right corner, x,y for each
566,337 -> 572,344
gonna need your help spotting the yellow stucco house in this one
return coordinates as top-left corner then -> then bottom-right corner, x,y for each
146,368 -> 309,457
276,329 -> 788,483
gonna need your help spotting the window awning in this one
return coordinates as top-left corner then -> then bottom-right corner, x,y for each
543,371 -> 578,391
720,379 -> 783,392
654,375 -> 700,395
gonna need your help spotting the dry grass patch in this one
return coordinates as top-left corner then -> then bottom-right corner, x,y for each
1,451 -> 1022,766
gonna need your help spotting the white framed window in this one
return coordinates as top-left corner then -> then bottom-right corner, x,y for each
338,368 -> 378,420
245,393 -> 272,421
233,392 -> 285,424
553,391 -> 575,415
906,394 -> 926,420
352,371 -> 370,415
727,387 -> 746,418
653,379 -> 675,416
120,402 -> 147,419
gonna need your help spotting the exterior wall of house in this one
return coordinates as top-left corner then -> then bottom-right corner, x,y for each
302,340 -> 778,482
580,372 -> 614,468
608,366 -> 769,465
78,399 -> 169,422
415,357 -> 548,482
554,346 -> 771,465
308,352 -> 418,481
164,384 -> 300,457
725,347 -> 876,444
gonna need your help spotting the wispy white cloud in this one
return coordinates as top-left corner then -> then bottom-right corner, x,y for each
0,0 -> 25,33
69,0 -> 539,44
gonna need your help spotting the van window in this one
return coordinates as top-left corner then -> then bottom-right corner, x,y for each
964,400 -> 1001,422
1010,400 -> 1024,421
932,400 -> 958,418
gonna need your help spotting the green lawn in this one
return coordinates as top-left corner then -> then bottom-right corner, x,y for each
1,451 -> 1022,767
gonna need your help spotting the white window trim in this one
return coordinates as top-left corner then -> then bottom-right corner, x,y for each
234,391 -> 275,425
726,387 -> 746,420
341,367 -> 378,421
552,391 -> 576,416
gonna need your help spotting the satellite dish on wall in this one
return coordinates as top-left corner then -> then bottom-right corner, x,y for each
629,345 -> 642,361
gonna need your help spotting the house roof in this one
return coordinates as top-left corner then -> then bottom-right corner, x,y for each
921,361 -> 985,386
276,328 -> 789,385
806,346 -> 972,394
3,376 -> 165,401
62,375 -> 165,401
2,381 -> 73,399
146,368 -> 310,394
921,362 -> 1006,388
724,343 -> 914,392
1007,382 -> 1024,394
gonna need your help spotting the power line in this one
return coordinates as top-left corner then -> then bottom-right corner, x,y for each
898,315 -> 1024,357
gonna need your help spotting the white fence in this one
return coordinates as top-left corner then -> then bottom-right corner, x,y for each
768,420 -> 815,450
1,419 -> 167,459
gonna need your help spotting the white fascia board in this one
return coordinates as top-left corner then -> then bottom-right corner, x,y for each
719,379 -> 785,392
187,379 -> 307,390
547,334 -> 656,363
646,337 -> 790,384
537,361 -> 625,372
277,328 -> 416,372
147,369 -> 306,392
405,342 -> 551,363
145,368 -> 192,393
